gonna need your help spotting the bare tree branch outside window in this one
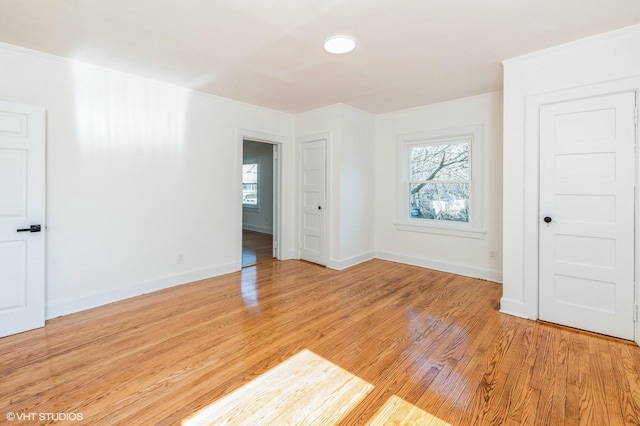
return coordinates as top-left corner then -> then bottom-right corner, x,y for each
409,141 -> 470,222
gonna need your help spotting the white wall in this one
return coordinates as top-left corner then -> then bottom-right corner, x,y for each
336,105 -> 376,268
0,43 -> 294,318
294,104 -> 376,269
0,40 -> 508,322
374,92 -> 503,282
242,140 -> 274,234
501,24 -> 640,319
9,22 -> 637,327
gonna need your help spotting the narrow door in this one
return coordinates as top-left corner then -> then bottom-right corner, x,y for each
299,139 -> 326,265
0,100 -> 46,338
539,91 -> 636,340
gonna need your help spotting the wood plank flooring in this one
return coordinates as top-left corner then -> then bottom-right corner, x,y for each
242,229 -> 273,267
1,259 -> 640,425
184,349 -> 374,425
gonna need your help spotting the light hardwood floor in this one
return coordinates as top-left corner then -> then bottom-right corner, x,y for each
1,259 -> 640,425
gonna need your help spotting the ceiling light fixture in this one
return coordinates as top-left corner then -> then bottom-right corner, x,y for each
323,35 -> 356,54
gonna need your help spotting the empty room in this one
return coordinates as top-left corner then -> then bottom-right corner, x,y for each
2,1 -> 640,424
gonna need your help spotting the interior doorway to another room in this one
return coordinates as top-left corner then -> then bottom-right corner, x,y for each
242,139 -> 277,267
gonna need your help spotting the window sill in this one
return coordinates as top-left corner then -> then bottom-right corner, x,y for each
394,222 -> 487,239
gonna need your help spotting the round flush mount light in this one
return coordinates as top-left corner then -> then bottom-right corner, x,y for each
323,35 -> 356,54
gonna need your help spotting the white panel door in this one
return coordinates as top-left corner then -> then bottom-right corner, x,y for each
539,91 -> 636,340
299,139 -> 326,265
0,100 -> 46,338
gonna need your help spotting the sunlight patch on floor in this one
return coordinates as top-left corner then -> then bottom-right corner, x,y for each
183,349 -> 373,425
368,395 -> 452,426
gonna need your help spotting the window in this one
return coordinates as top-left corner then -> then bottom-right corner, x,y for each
397,125 -> 485,239
242,162 -> 258,207
409,141 -> 470,222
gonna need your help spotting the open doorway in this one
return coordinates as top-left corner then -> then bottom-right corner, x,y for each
242,139 -> 278,267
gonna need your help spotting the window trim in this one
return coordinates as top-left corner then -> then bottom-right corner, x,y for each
395,125 -> 486,239
242,159 -> 260,211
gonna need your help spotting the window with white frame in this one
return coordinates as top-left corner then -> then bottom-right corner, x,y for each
409,140 -> 470,222
397,125 -> 485,239
242,162 -> 259,207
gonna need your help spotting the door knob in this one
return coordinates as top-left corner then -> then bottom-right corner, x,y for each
318,206 -> 322,210
543,217 -> 552,223
17,224 -> 41,233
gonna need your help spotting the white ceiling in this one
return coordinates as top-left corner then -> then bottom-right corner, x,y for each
1,0 -> 639,114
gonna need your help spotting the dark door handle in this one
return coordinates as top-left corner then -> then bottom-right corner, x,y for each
543,217 -> 552,224
17,225 -> 41,233
318,206 -> 322,211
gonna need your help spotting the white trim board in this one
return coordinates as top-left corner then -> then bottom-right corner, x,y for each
327,252 -> 375,271
46,263 -> 236,319
499,298 -> 529,319
375,251 -> 503,284
46,252 -> 499,321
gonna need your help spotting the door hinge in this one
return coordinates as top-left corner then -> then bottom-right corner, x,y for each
636,107 -> 639,126
635,304 -> 638,322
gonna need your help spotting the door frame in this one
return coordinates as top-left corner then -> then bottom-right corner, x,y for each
296,132 -> 330,265
523,76 -> 640,344
236,129 -> 285,269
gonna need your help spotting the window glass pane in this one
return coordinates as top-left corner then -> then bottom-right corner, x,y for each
410,143 -> 469,181
242,164 -> 258,184
243,163 -> 258,205
409,182 -> 469,222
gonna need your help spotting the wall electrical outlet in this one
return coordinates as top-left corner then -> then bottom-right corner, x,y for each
489,250 -> 497,261
177,254 -> 184,264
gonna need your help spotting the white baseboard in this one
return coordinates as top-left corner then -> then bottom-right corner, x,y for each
327,251 -> 375,271
45,253 -> 504,319
374,250 -> 503,283
45,263 -> 237,320
279,249 -> 297,261
499,297 -> 530,319
242,224 -> 273,234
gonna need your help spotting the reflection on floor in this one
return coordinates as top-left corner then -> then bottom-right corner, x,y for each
242,229 -> 273,267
